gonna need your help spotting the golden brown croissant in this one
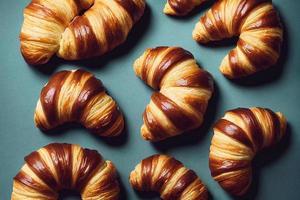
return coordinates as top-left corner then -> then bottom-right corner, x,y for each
34,69 -> 124,137
134,46 -> 214,141
20,0 -> 145,65
11,143 -> 119,200
164,0 -> 206,16
192,0 -> 283,78
130,154 -> 208,200
209,107 -> 286,196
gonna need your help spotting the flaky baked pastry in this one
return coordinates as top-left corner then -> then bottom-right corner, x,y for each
164,0 -> 206,16
209,107 -> 286,196
130,154 -> 208,200
34,69 -> 124,137
20,0 -> 145,65
193,0 -> 283,78
11,143 -> 119,200
134,46 -> 214,141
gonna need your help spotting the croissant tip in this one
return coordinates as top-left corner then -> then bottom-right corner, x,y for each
20,44 -> 51,65
276,112 -> 287,136
192,31 -> 207,43
141,127 -> 159,142
222,73 -> 235,79
192,31 -> 199,41
219,65 -> 235,79
133,59 -> 140,75
22,54 -> 50,66
129,170 -> 136,181
141,132 -> 151,141
163,4 -> 176,16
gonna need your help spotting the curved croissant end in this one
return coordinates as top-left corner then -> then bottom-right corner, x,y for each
34,69 -> 124,137
192,0 -> 283,78
209,107 -> 286,196
130,154 -> 208,200
164,0 -> 206,16
134,47 -> 214,141
11,143 -> 120,200
20,0 -> 145,65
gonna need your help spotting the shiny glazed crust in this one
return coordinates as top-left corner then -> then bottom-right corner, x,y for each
134,46 -> 214,141
20,0 -> 145,65
130,154 -> 208,200
192,0 -> 283,78
34,69 -> 124,137
164,0 -> 206,16
11,143 -> 120,200
209,107 -> 286,195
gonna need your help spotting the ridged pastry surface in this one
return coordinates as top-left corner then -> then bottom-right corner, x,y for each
130,154 -> 208,200
164,0 -> 206,16
20,0 -> 145,65
209,107 -> 286,196
193,0 -> 283,78
34,69 -> 124,137
134,46 -> 214,141
11,143 -> 120,200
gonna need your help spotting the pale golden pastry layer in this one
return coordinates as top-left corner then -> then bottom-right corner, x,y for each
134,46 -> 214,141
193,0 -> 283,78
130,154 -> 208,200
209,107 -> 286,195
20,0 -> 145,65
34,69 -> 124,137
164,0 -> 206,16
12,143 -> 120,200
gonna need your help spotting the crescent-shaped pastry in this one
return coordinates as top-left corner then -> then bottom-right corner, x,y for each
34,69 -> 124,137
11,143 -> 119,200
130,154 -> 208,200
134,46 -> 214,141
20,0 -> 145,65
164,0 -> 206,16
192,0 -> 283,78
209,107 -> 286,195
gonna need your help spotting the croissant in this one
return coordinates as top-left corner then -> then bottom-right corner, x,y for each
209,107 -> 286,196
34,69 -> 124,137
192,0 -> 283,78
134,46 -> 214,141
130,154 -> 208,200
20,0 -> 145,65
164,0 -> 206,16
11,143 -> 119,200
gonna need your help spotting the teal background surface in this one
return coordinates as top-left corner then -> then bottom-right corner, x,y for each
1,0 -> 300,199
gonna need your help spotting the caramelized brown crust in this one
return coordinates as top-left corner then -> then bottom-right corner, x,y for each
11,143 -> 119,200
209,107 -> 286,196
130,154 -> 208,200
20,0 -> 145,65
134,46 -> 214,141
34,69 -> 124,137
193,0 -> 283,78
164,0 -> 206,16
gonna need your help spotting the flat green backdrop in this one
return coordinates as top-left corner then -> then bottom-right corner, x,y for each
1,0 -> 300,199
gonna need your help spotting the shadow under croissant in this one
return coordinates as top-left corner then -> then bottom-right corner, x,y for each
28,4 -> 152,75
230,8 -> 289,87
41,120 -> 129,147
195,7 -> 289,87
133,190 -> 157,199
231,123 -> 292,200
151,81 -> 220,152
58,190 -> 80,200
117,176 -> 129,200
57,174 -> 129,200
